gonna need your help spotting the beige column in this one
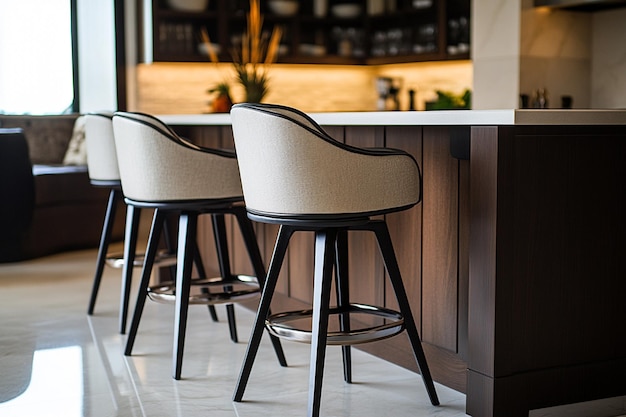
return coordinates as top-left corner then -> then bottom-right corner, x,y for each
471,0 -> 522,109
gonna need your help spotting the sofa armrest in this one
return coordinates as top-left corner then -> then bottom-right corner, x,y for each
0,128 -> 35,261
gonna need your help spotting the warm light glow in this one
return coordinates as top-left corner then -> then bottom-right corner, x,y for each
134,60 -> 473,114
534,6 -> 554,14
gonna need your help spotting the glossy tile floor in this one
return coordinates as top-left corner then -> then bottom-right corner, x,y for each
0,244 -> 467,417
2,246 -> 625,417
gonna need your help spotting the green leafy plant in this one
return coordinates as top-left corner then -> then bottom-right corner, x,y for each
425,89 -> 472,110
201,0 -> 282,103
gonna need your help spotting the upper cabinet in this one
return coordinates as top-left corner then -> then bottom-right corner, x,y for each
534,0 -> 626,11
140,0 -> 470,65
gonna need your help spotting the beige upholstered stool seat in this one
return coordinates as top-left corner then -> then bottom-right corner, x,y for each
112,111 -> 286,380
230,103 -> 438,417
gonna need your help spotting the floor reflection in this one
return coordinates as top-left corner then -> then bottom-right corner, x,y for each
0,346 -> 83,416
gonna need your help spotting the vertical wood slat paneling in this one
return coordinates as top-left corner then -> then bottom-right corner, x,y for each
262,223 -> 290,296
384,126 -> 423,329
345,126 -> 386,316
196,216 -> 219,277
346,125 -> 469,393
467,126 -> 498,377
421,127 -> 459,351
287,231 -> 315,304
457,159 -> 470,360
228,218 -> 254,276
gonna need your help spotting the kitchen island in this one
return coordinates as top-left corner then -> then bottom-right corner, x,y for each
161,109 -> 626,417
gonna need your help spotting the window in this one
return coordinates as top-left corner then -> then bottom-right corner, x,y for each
0,0 -> 76,114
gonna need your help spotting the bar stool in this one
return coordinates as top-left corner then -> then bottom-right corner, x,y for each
112,111 -> 287,379
84,113 -> 212,334
84,111 -> 150,334
230,103 -> 439,417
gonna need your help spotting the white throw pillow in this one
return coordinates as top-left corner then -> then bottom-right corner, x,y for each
63,115 -> 87,165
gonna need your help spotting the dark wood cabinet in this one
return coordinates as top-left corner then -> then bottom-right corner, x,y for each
141,0 -> 470,64
466,124 -> 626,417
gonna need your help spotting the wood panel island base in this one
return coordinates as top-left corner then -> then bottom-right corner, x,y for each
467,122 -> 626,417
160,109 -> 626,417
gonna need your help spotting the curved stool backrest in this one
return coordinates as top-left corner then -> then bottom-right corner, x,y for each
230,103 -> 421,220
85,112 -> 120,183
112,111 -> 242,203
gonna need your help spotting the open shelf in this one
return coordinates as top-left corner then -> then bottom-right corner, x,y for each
141,0 -> 470,65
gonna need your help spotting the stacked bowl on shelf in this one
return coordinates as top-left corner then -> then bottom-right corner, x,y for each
166,0 -> 209,12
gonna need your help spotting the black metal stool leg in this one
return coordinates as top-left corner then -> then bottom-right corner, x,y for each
193,242 -> 219,322
125,209 -> 166,355
233,207 -> 287,366
371,220 -> 440,406
88,188 -> 121,315
334,229 -> 352,383
173,211 -> 197,380
119,205 -> 141,334
308,228 -> 337,417
202,288 -> 220,322
225,304 -> 237,342
234,225 -> 294,402
211,214 -> 238,343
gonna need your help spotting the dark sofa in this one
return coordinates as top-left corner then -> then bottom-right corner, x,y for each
0,115 -> 124,263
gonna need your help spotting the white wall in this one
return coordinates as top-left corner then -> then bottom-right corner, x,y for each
124,0 -> 139,111
591,8 -> 626,108
76,0 -> 117,112
471,0 -> 522,109
519,5 -> 592,108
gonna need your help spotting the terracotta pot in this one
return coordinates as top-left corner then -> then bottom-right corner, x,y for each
212,93 -> 233,113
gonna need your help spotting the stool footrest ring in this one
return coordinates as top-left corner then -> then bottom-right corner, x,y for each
147,274 -> 260,305
106,250 -> 177,269
266,303 -> 404,345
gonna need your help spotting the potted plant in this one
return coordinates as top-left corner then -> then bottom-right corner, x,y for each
201,0 -> 282,104
207,82 -> 233,113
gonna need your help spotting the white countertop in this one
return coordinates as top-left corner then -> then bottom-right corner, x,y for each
158,109 -> 626,126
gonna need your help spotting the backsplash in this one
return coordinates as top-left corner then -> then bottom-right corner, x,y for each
519,5 -> 592,108
519,5 -> 626,109
590,7 -> 626,108
134,61 -> 472,114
